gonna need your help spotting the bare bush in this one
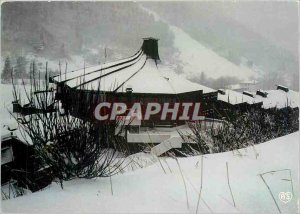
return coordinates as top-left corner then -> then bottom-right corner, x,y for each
11,62 -> 128,188
178,122 -> 211,155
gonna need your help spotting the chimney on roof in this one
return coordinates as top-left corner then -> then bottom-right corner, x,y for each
142,37 -> 160,61
256,90 -> 268,98
243,91 -> 254,98
277,85 -> 289,92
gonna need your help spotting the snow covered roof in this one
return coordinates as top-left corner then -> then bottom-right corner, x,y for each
217,88 -> 299,109
254,89 -> 299,109
1,133 -> 16,142
52,39 -> 215,94
217,89 -> 261,105
1,131 -> 30,146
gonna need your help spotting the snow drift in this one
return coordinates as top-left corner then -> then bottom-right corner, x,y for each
2,132 -> 299,213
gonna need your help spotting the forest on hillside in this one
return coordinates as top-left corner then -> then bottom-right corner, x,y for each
1,2 -> 298,90
1,2 -> 174,63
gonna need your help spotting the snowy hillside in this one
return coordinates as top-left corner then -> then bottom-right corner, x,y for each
2,132 -> 299,213
140,5 -> 258,82
170,26 -> 257,81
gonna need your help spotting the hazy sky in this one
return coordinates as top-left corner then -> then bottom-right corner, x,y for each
145,1 -> 298,57
220,1 -> 298,56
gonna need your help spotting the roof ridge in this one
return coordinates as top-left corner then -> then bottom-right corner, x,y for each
52,48 -> 143,83
73,52 -> 146,89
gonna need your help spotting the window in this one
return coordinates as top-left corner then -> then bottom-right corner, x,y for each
1,146 -> 13,165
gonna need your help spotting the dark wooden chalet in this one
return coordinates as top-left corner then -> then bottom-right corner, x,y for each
1,133 -> 52,192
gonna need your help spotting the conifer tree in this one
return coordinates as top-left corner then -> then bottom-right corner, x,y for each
1,56 -> 13,83
15,56 -> 27,79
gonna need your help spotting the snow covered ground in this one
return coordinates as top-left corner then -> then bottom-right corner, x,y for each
2,132 -> 299,213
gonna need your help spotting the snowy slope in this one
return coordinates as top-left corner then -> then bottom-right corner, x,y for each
139,5 -> 258,82
170,26 -> 257,81
2,132 -> 299,213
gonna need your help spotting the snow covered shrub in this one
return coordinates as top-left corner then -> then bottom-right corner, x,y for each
178,112 -> 251,154
246,109 -> 285,144
181,107 -> 299,155
270,107 -> 299,137
178,121 -> 211,155
208,111 -> 252,153
246,107 -> 298,144
11,63 -> 128,188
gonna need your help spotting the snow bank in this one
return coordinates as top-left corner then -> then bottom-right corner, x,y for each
2,132 -> 299,213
